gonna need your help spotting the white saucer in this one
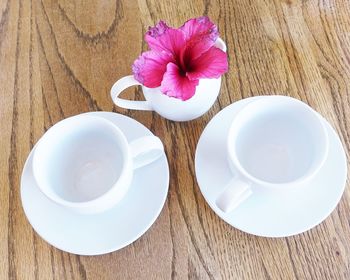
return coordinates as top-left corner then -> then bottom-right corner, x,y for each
195,97 -> 347,237
21,112 -> 169,255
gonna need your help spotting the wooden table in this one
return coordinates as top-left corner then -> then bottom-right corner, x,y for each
1,0 -> 349,279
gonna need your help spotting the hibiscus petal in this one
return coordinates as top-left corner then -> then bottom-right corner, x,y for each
181,16 -> 219,41
186,46 -> 228,80
145,22 -> 186,56
132,51 -> 173,88
180,16 -> 219,60
146,21 -> 169,38
160,62 -> 199,101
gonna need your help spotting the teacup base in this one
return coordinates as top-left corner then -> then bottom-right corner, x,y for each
195,96 -> 347,237
142,77 -> 222,122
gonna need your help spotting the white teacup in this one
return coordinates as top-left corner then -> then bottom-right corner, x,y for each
32,115 -> 164,214
216,96 -> 329,213
110,39 -> 227,122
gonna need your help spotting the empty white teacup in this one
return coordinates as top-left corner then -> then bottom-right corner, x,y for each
110,39 -> 227,122
32,115 -> 164,214
216,96 -> 329,213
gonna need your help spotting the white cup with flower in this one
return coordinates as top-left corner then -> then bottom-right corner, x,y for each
111,17 -> 228,122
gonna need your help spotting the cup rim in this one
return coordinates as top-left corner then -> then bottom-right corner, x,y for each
32,114 -> 131,209
227,95 -> 330,188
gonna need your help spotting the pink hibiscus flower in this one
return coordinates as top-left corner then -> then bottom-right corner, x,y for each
132,17 -> 228,101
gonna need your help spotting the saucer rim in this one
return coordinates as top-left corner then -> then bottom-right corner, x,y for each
20,112 -> 170,255
195,96 -> 347,238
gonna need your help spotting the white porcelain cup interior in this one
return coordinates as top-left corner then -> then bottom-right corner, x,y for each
32,115 -> 164,214
216,96 -> 329,213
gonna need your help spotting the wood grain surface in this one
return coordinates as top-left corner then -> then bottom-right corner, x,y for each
1,0 -> 349,279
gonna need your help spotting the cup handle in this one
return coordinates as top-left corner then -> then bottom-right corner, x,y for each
216,177 -> 252,213
111,75 -> 153,111
129,136 -> 164,169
